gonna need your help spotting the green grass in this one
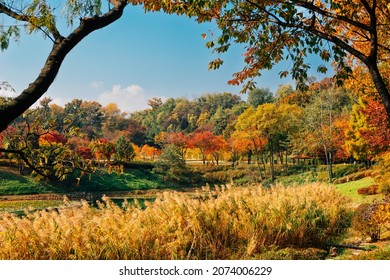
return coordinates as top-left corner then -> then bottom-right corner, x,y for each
0,200 -> 65,216
0,168 -> 61,195
0,166 -> 177,196
335,177 -> 381,204
74,168 -> 177,192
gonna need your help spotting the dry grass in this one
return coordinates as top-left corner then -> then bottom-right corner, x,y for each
0,183 -> 352,260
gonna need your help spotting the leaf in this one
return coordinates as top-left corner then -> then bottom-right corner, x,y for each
208,58 -> 224,70
317,65 -> 328,74
279,70 -> 289,78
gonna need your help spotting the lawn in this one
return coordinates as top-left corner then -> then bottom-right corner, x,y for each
335,177 -> 382,205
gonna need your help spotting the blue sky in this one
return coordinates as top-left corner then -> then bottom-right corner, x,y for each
0,4 -> 327,113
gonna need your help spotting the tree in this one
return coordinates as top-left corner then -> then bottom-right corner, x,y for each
210,135 -> 227,165
190,131 -> 219,164
147,0 -> 390,120
114,135 -> 136,162
0,104 -> 94,180
302,87 -> 351,181
154,144 -> 189,182
247,87 -> 274,108
346,96 -> 390,163
140,144 -> 161,161
234,106 -> 269,178
0,0 -> 128,133
345,97 -> 374,163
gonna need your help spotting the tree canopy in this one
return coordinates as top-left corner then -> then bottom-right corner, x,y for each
138,0 -> 390,120
1,0 -> 389,136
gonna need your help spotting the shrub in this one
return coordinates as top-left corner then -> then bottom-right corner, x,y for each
352,198 -> 390,241
375,152 -> 390,194
0,183 -> 352,260
153,145 -> 190,183
357,185 -> 379,195
332,164 -> 362,179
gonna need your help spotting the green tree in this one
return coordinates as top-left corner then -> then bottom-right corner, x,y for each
114,135 -> 135,162
154,144 -> 189,183
247,87 -> 274,108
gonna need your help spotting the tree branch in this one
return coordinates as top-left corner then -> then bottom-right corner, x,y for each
245,0 -> 369,64
0,0 -> 128,133
0,147 -> 52,179
0,2 -> 63,41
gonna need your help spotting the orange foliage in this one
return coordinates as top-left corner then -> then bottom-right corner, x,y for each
140,144 -> 161,161
361,98 -> 390,155
38,131 -> 67,146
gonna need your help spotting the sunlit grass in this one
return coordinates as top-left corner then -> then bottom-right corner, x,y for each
335,177 -> 382,205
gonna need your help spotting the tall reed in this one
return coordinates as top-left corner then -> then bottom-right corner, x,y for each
0,183 -> 352,259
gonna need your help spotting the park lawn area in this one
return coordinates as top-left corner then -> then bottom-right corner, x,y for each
335,177 -> 382,205
0,167 -> 61,195
78,168 -> 169,192
0,166 -> 177,196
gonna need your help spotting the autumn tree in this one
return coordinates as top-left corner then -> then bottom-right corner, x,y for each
91,138 -> 116,162
345,97 -> 374,164
234,106 -> 268,179
346,96 -> 390,164
190,131 -> 219,165
210,135 -> 227,165
227,132 -> 252,167
235,102 -> 302,180
140,144 -> 161,161
143,0 -> 390,120
0,103 -> 94,180
161,131 -> 190,161
302,87 -> 352,181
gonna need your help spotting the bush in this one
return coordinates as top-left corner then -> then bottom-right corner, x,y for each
357,185 -> 379,195
120,161 -> 154,170
353,198 -> 390,241
333,170 -> 373,184
154,145 -> 190,183
375,152 -> 390,194
332,164 -> 362,179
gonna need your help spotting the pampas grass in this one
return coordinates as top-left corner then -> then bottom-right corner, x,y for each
0,183 -> 352,259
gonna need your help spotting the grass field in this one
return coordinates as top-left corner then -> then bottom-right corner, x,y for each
0,166 -> 177,196
335,177 -> 381,205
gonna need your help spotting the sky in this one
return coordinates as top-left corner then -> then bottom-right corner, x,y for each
0,4 -> 328,113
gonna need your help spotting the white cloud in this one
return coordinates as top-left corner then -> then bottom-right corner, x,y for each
98,84 -> 151,113
90,81 -> 104,89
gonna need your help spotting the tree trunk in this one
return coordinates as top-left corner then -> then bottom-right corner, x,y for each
0,2 -> 127,133
285,149 -> 288,169
367,62 -> 390,122
269,137 -> 275,182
